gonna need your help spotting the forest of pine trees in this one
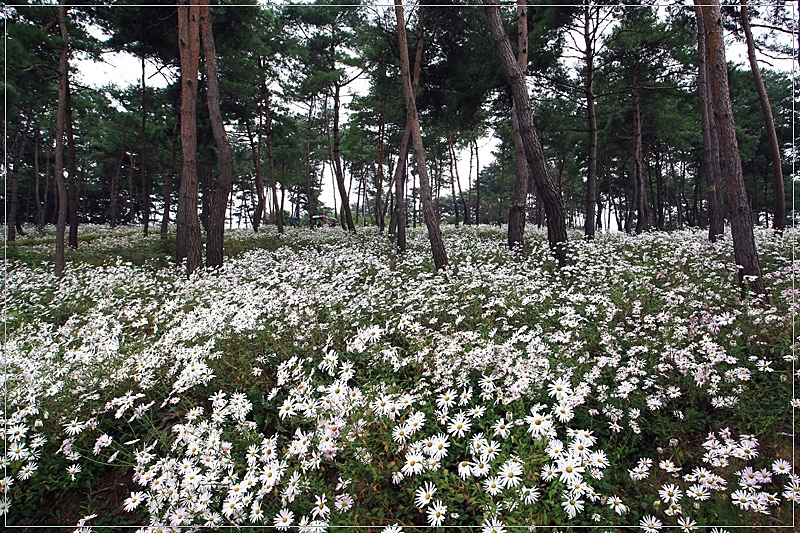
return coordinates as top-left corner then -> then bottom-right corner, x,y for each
2,0 -> 796,283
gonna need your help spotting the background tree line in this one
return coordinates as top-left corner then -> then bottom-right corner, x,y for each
2,0 -> 796,288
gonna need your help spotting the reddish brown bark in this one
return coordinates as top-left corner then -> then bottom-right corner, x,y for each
176,0 -> 203,275
199,0 -> 233,269
699,0 -> 767,298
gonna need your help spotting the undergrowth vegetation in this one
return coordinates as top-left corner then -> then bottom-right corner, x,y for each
3,224 -> 797,532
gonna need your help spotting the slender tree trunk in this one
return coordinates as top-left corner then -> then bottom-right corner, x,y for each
200,0 -> 233,269
474,140 -> 481,225
447,132 -> 460,227
141,54 -> 150,237
176,0 -> 203,275
633,72 -> 649,234
330,83 -> 356,231
699,0 -> 766,297
391,3 -> 424,251
740,0 -> 785,233
6,128 -> 25,241
54,2 -> 69,278
161,123 -> 179,239
246,120 -> 265,232
34,130 -> 44,230
694,0 -> 725,241
484,0 -> 568,266
65,81 -> 79,248
266,96 -> 283,233
375,113 -> 385,232
395,0 -> 447,269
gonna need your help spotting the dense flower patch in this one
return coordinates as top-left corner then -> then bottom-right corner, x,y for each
2,224 -> 797,532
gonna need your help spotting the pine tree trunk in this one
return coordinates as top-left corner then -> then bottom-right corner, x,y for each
65,80 -> 79,248
266,97 -> 283,233
34,130 -> 44,230
246,120 -> 265,232
395,0 -> 447,270
583,6 -> 598,240
507,0 -> 529,248
375,113 -> 385,232
484,0 -> 568,266
141,54 -> 150,237
176,0 -> 203,275
305,98 -> 317,218
161,123 -> 178,239
633,74 -> 649,234
699,0 -> 767,297
54,2 -> 69,278
694,0 -> 725,241
200,0 -> 234,269
740,0 -> 785,233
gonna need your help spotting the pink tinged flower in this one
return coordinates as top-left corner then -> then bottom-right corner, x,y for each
311,494 -> 330,519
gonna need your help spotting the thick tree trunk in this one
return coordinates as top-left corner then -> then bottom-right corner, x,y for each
200,0 -> 234,269
583,6 -> 598,240
395,0 -> 447,270
699,0 -> 766,297
694,0 -> 725,241
484,0 -> 568,266
176,0 -> 203,275
740,0 -> 785,233
507,0 -> 529,248
305,99 -> 317,218
54,3 -> 69,278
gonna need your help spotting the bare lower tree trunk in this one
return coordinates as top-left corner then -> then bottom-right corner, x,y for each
507,0 -> 529,248
54,2 -> 69,278
176,0 -> 203,275
34,130 -> 44,230
699,0 -> 766,298
447,131 -> 460,227
66,79 -> 79,248
331,83 -> 356,232
583,5 -> 598,240
633,73 -> 649,234
141,54 -> 150,237
375,114 -> 385,232
266,96 -> 283,233
305,98 -> 317,218
395,0 -> 447,270
161,123 -> 179,239
200,0 -> 234,269
694,0 -> 725,241
740,0 -> 785,233
484,0 -> 568,266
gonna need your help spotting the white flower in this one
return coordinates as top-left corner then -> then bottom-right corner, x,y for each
426,499 -> 447,527
123,491 -> 145,512
273,508 -> 294,530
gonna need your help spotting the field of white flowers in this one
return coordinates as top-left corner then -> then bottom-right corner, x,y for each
3,224 -> 798,532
